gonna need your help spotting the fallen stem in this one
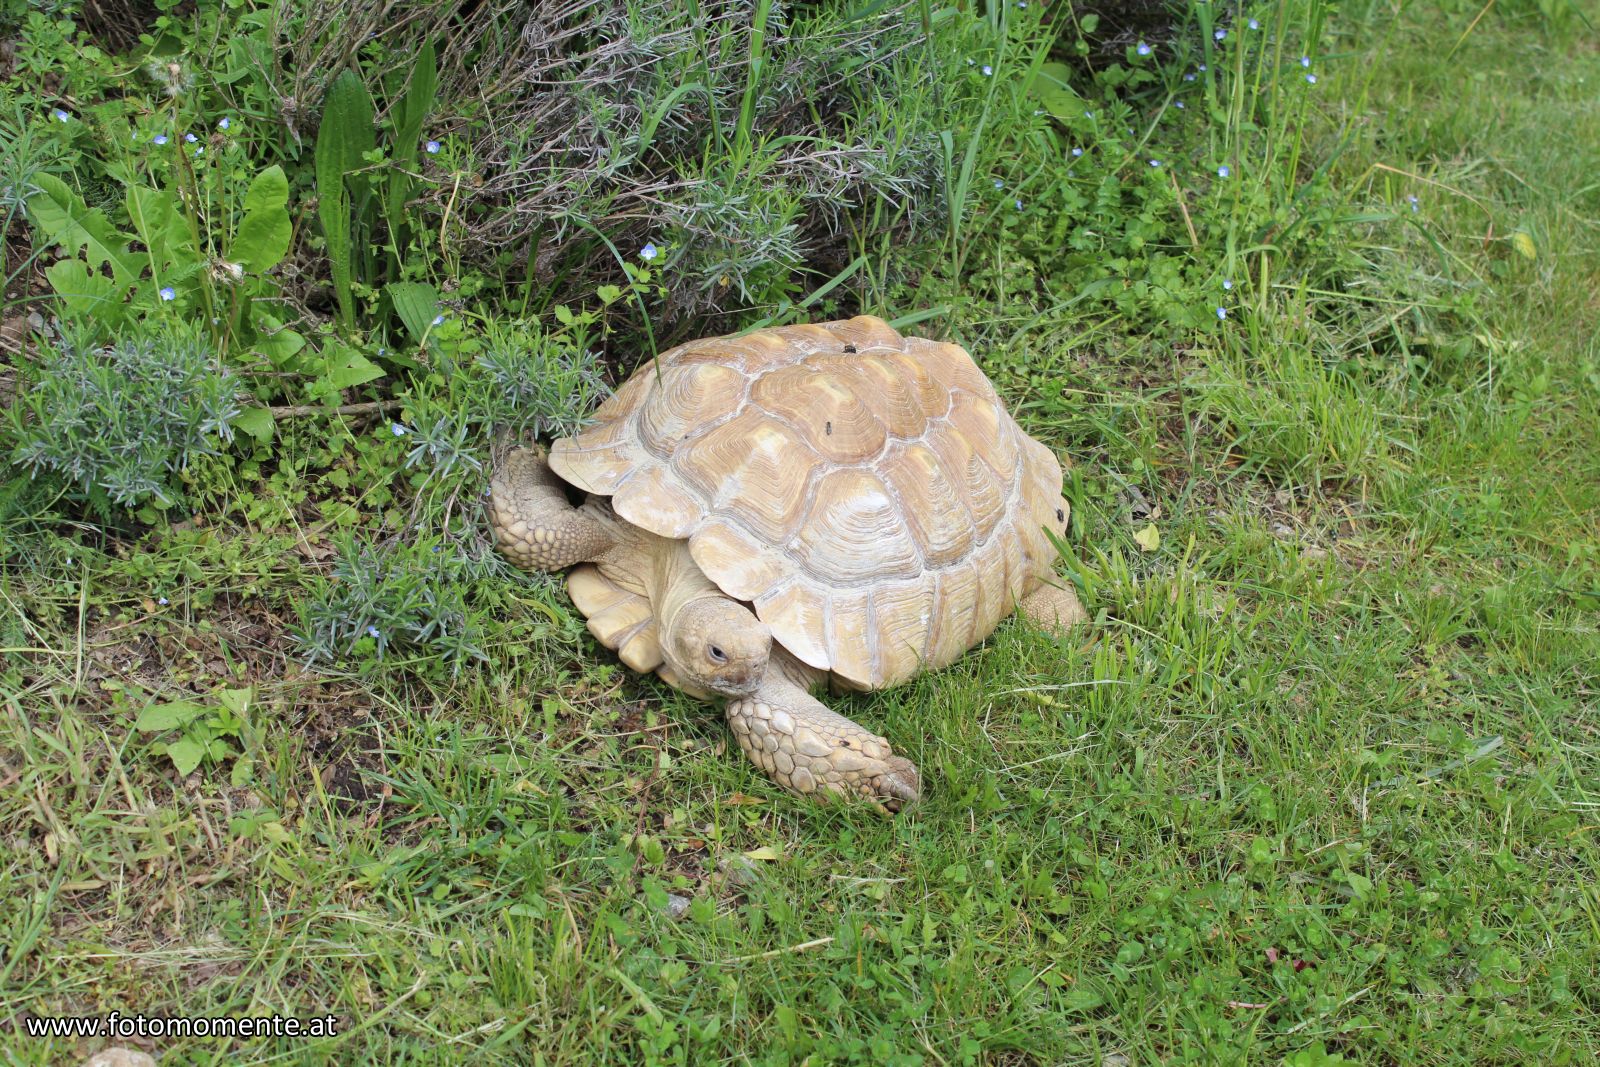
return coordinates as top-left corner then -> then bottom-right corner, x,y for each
268,400 -> 402,419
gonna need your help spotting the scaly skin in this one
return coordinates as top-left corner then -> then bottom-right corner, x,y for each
486,447 -> 614,571
725,650 -> 920,812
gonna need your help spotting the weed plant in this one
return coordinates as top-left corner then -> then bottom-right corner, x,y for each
8,324 -> 241,518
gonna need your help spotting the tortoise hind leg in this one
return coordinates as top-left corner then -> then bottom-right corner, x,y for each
487,447 -> 614,571
1019,578 -> 1088,635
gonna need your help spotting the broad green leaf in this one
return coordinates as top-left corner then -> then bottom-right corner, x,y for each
242,164 -> 288,215
234,407 -> 275,443
323,345 -> 386,390
217,687 -> 255,715
253,312 -> 307,367
45,259 -> 124,325
163,737 -> 206,776
387,281 -> 440,343
396,39 -> 438,153
741,845 -> 783,862
316,70 -> 376,330
234,165 -> 291,271
136,700 -> 207,732
1031,62 -> 1089,124
125,184 -> 193,276
1061,986 -> 1104,1012
26,173 -> 138,285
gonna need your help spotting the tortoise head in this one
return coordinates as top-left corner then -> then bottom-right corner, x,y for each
668,597 -> 773,697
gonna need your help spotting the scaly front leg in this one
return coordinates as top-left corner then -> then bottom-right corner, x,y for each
725,653 -> 920,812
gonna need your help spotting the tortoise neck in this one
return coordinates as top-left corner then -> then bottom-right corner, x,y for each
650,535 -> 726,636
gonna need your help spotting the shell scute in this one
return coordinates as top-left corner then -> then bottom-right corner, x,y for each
753,582 -> 831,672
882,441 -> 974,567
638,363 -> 747,453
673,410 -> 817,541
869,578 -> 935,686
751,363 -> 887,464
689,521 -> 786,602
612,465 -> 704,539
792,468 -> 922,584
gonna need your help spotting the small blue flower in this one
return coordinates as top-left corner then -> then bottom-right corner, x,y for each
158,596 -> 169,605
1301,55 -> 1312,67
1149,159 -> 1161,167
1249,18 -> 1260,29
1407,194 -> 1419,212
391,423 -> 408,436
1216,307 -> 1228,320
981,64 -> 993,76
159,287 -> 176,301
1014,198 -> 1023,210
1199,64 -> 1208,72
1223,278 -> 1233,290
1305,73 -> 1317,84
425,139 -> 441,154
1218,165 -> 1231,178
431,314 -> 444,326
377,347 -> 386,356
194,147 -> 204,156
641,242 -> 659,260
1071,147 -> 1084,157
52,108 -> 71,122
1185,72 -> 1197,82
154,133 -> 168,145
367,626 -> 381,639
1215,29 -> 1227,41
1084,109 -> 1094,118
1017,1 -> 1026,8
185,132 -> 197,143
217,117 -> 230,130
1175,101 -> 1185,109
967,58 -> 975,66
993,178 -> 1004,189
1137,42 -> 1152,56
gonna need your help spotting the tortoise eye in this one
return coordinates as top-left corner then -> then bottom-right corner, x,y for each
707,644 -> 727,663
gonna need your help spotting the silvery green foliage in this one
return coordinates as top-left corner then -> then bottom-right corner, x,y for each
459,0 -> 949,315
470,321 -> 610,440
280,0 -> 963,318
293,533 -> 494,677
395,320 -> 609,487
9,326 -> 240,513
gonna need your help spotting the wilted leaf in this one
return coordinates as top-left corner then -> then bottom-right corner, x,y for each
1132,523 -> 1160,553
1511,231 -> 1536,260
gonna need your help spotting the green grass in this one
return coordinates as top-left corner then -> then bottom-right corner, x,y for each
3,3 -> 1599,1065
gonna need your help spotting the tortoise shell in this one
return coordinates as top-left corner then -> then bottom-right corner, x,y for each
548,316 -> 1067,690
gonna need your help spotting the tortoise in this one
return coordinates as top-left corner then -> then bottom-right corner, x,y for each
487,316 -> 1086,810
